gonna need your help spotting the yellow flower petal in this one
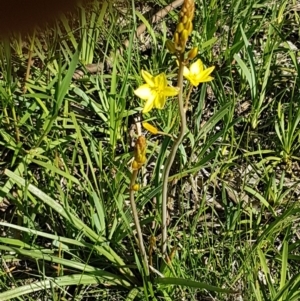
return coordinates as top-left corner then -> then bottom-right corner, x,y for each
190,59 -> 203,74
154,94 -> 166,110
201,66 -> 215,78
164,86 -> 180,96
155,73 -> 167,87
143,93 -> 156,113
189,77 -> 199,86
134,84 -> 152,100
141,70 -> 155,87
183,65 -> 190,78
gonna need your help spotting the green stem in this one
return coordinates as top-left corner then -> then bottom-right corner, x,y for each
130,169 -> 149,275
161,57 -> 186,256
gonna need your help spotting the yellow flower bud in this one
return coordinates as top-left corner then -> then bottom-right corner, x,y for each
150,235 -> 156,248
185,20 -> 193,35
182,15 -> 188,24
182,0 -> 195,21
174,32 -> 179,46
188,47 -> 198,60
140,155 -> 147,164
131,184 -> 140,191
176,22 -> 185,33
181,29 -> 189,44
165,40 -> 176,53
132,160 -> 139,170
142,122 -> 159,134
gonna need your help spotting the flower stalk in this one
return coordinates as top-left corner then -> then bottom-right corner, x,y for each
161,56 -> 186,256
160,0 -> 196,257
129,136 -> 149,275
133,0 -> 215,261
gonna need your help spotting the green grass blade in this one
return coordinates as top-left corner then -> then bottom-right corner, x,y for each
155,277 -> 234,293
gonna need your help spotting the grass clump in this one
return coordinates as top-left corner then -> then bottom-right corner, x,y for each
1,0 -> 300,300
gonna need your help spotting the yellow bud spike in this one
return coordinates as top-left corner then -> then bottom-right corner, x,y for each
182,0 -> 195,20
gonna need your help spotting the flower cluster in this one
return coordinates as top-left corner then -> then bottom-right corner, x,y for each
134,0 -> 214,114
134,60 -> 214,114
174,0 -> 195,53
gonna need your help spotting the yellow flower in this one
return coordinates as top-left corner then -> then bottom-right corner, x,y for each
183,59 -> 215,86
134,70 -> 179,113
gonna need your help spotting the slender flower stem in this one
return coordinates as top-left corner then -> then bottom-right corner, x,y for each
184,84 -> 193,111
130,169 -> 149,275
161,56 -> 186,256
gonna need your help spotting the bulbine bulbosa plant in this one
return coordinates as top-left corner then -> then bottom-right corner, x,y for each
131,0 -> 214,271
